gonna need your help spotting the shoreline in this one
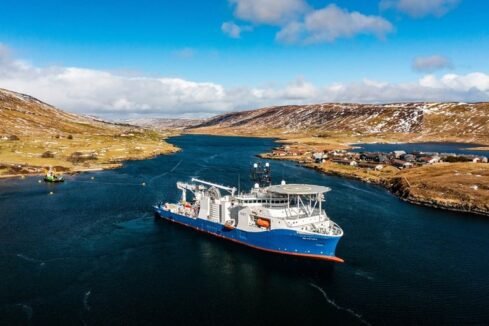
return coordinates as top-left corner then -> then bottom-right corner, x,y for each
0,147 -> 180,180
261,154 -> 489,217
186,130 -> 489,218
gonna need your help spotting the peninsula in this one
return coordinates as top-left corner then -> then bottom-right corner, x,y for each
0,88 -> 178,178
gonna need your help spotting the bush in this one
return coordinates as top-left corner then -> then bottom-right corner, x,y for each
444,156 -> 471,163
41,151 -> 55,158
67,152 -> 98,163
8,135 -> 19,141
67,135 -> 73,140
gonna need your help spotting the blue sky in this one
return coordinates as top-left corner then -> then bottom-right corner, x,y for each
0,0 -> 488,118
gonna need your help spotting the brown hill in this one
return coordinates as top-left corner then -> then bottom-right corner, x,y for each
190,102 -> 489,144
0,88 -> 177,177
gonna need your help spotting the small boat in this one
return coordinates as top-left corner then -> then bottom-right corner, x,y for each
44,168 -> 64,183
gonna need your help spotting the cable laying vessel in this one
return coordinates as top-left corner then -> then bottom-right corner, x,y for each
153,163 -> 344,262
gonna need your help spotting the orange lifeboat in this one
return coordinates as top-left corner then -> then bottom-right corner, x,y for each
256,218 -> 270,228
224,219 -> 236,230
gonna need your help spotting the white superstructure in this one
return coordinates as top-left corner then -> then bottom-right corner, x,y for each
165,178 -> 343,237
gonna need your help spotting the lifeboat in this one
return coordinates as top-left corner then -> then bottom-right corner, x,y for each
224,219 -> 236,230
256,218 -> 270,228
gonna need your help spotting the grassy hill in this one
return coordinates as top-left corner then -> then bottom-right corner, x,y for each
0,88 -> 178,177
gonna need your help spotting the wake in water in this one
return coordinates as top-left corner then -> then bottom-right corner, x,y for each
148,159 -> 183,186
16,254 -> 46,267
83,290 -> 92,311
309,283 -> 371,326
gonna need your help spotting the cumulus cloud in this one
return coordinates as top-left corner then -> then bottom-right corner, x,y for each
0,44 -> 488,119
226,1 -> 393,44
381,0 -> 460,18
277,4 -> 394,44
229,0 -> 308,25
412,55 -> 452,72
221,21 -> 252,38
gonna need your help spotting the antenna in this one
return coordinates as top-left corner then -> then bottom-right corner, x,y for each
238,173 -> 241,195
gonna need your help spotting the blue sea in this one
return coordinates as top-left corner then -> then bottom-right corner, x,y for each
1,135 -> 488,325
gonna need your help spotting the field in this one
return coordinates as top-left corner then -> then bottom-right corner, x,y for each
0,130 -> 178,177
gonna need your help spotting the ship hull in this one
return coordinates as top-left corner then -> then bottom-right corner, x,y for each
154,206 -> 343,263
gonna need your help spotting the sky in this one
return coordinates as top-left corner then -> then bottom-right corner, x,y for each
0,0 -> 488,119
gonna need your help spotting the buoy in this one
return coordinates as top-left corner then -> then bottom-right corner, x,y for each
91,176 -> 95,180
20,175 -> 25,179
142,182 -> 146,186
49,191 -> 54,195
38,180 -> 42,183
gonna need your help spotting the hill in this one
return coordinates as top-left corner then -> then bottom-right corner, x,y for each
127,118 -> 205,130
0,88 -> 177,177
189,102 -> 489,145
189,102 -> 489,216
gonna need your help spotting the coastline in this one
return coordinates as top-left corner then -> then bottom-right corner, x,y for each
0,132 -> 181,179
188,129 -> 489,217
261,153 -> 489,217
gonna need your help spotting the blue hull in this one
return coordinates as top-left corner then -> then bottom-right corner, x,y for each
154,206 -> 343,263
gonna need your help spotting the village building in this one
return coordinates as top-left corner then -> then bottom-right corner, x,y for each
392,150 -> 406,159
417,156 -> 441,164
400,153 -> 416,162
391,159 -> 414,169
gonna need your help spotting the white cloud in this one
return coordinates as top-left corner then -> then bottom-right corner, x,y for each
412,55 -> 452,72
277,4 -> 394,44
221,21 -> 252,38
229,0 -> 308,25
381,0 -> 460,18
226,1 -> 393,43
420,72 -> 489,91
0,44 -> 488,119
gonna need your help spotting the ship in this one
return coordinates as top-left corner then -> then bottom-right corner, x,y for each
44,167 -> 64,183
153,163 -> 344,262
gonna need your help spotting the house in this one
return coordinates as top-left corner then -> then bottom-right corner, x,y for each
375,164 -> 384,171
417,156 -> 441,164
272,150 -> 287,157
471,156 -> 488,163
392,150 -> 406,159
391,159 -> 413,169
313,152 -> 327,163
400,154 -> 416,162
361,152 -> 389,163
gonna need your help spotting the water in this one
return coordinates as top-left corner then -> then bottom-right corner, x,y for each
352,142 -> 489,157
1,135 -> 488,325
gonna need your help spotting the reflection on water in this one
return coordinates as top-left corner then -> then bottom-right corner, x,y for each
0,135 -> 488,325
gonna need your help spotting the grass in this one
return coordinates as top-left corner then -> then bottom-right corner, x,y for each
0,130 -> 178,177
